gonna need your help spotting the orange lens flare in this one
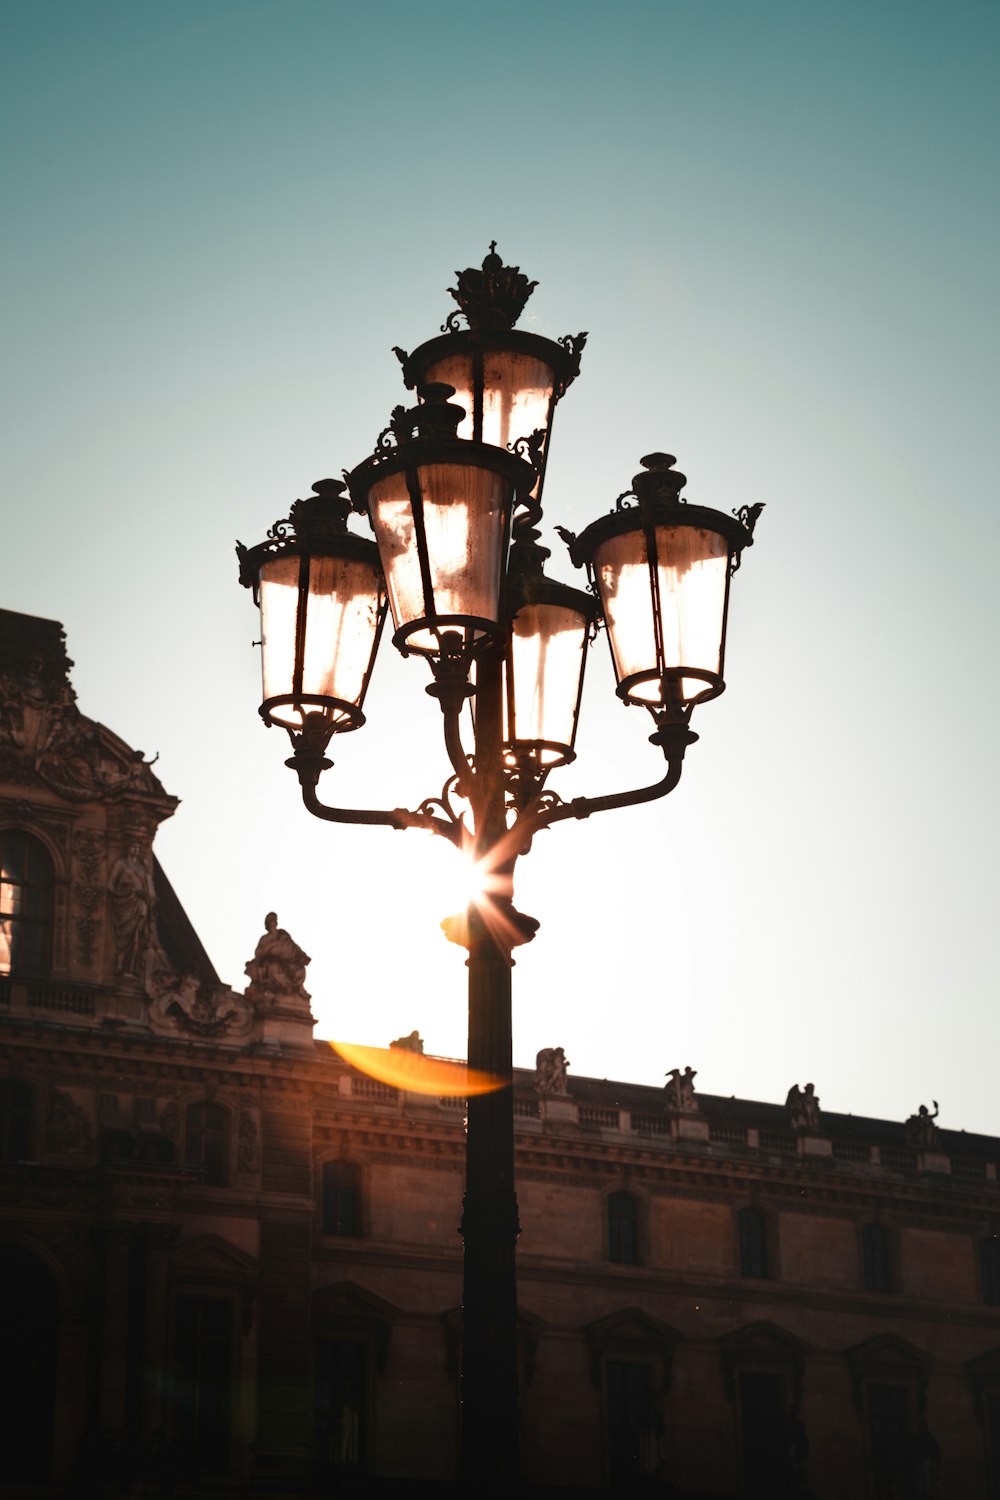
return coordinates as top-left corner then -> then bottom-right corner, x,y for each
327,1040 -> 501,1098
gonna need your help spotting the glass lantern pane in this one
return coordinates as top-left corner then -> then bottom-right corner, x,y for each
368,462 -> 510,653
507,603 -> 588,761
423,350 -> 556,452
259,555 -> 300,703
595,524 -> 729,704
259,553 -> 381,729
304,553 -> 382,708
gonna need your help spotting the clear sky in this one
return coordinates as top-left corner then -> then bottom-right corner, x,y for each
2,1 -> 997,1130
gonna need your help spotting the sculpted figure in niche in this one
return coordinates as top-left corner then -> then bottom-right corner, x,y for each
786,1082 -> 820,1131
245,912 -> 311,1003
906,1100 -> 940,1146
109,841 -> 156,977
535,1046 -> 569,1096
666,1065 -> 698,1113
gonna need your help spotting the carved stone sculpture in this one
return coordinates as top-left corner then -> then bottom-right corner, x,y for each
390,1030 -> 425,1054
535,1046 -> 569,1096
665,1066 -> 698,1113
786,1082 -> 821,1131
906,1100 -> 940,1146
109,841 -> 156,978
244,912 -> 311,1009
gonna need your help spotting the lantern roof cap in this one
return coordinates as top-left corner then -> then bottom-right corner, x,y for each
444,242 -> 538,332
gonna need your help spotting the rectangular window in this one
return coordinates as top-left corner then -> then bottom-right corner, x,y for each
863,1223 -> 891,1292
606,1359 -> 661,1482
322,1161 -> 360,1236
173,1297 -> 233,1473
866,1382 -> 911,1498
986,1391 -> 1000,1500
739,1370 -> 788,1499
315,1338 -> 367,1476
608,1192 -> 638,1265
739,1208 -> 768,1278
982,1239 -> 1000,1305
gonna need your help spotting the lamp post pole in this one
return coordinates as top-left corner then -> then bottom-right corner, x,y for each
458,639 -> 522,1482
236,247 -> 762,1488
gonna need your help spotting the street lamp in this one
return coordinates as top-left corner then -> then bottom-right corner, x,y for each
236,248 -> 762,1487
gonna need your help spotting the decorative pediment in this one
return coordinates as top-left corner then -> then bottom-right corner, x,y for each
719,1320 -> 810,1400
170,1234 -> 258,1332
846,1332 -> 930,1412
312,1280 -> 399,1371
584,1306 -> 681,1390
171,1233 -> 258,1282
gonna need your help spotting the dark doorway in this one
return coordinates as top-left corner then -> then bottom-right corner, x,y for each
173,1296 -> 233,1473
739,1369 -> 788,1498
0,1244 -> 58,1479
315,1338 -> 367,1476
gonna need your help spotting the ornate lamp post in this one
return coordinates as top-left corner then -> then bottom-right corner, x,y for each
237,249 -> 762,1486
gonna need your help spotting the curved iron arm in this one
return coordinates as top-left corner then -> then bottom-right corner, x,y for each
298,777 -> 463,847
514,722 -> 698,845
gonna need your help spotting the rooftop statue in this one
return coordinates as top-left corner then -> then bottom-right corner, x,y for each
786,1082 -> 821,1132
244,912 -> 311,1007
535,1046 -> 570,1096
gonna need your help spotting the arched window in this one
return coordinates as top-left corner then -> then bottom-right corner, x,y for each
738,1207 -> 768,1278
608,1191 -> 639,1265
0,831 -> 54,978
0,1078 -> 35,1164
322,1160 -> 361,1236
981,1237 -> 1000,1306
862,1222 -> 892,1293
184,1102 -> 229,1186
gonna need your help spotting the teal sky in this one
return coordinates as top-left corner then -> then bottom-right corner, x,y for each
2,2 -> 997,1129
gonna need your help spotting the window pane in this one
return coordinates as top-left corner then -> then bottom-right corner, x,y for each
739,1208 -> 768,1278
174,1297 -> 233,1472
863,1224 -> 890,1292
0,833 -> 53,978
185,1103 -> 228,1186
607,1360 -> 660,1482
323,1161 -> 360,1236
866,1382 -> 911,1496
608,1192 -> 638,1265
315,1338 -> 367,1475
739,1371 -> 788,1499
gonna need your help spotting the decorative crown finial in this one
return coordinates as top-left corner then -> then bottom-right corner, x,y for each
632,453 -> 687,507
444,244 -> 539,332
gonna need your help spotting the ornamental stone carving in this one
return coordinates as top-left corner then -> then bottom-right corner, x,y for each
535,1047 -> 570,1096
786,1082 -> 821,1132
665,1066 -> 699,1114
244,912 -> 311,1011
906,1100 -> 940,1147
109,841 -> 156,978
390,1030 -> 424,1054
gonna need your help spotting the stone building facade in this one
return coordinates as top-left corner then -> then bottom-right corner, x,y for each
2,607 -> 1000,1497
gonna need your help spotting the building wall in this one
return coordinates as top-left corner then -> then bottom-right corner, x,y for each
4,610 -> 1000,1496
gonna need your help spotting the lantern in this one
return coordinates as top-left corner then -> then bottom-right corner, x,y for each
502,515 -> 597,771
567,454 -> 761,717
237,479 -> 386,735
393,245 -> 586,506
347,385 -> 534,660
